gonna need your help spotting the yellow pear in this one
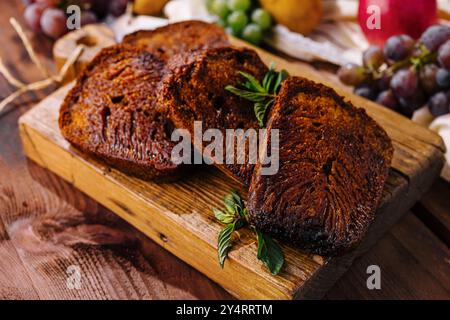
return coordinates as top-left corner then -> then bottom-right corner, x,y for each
260,0 -> 323,35
133,0 -> 170,16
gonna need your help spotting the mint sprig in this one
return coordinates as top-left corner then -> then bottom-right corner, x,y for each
214,190 -> 284,275
225,63 -> 289,127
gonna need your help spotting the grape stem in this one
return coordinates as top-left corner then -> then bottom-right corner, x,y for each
380,44 -> 437,78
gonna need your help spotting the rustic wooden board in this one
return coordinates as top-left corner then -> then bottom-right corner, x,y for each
18,43 -> 445,299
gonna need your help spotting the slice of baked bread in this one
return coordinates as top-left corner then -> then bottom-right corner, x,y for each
248,77 -> 394,255
161,46 -> 268,186
122,20 -> 229,61
59,44 -> 182,181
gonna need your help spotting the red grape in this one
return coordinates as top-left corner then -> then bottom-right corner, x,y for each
419,64 -> 439,95
24,3 -> 47,32
438,40 -> 450,69
337,63 -> 367,87
398,90 -> 425,117
362,45 -> 384,69
40,8 -> 68,39
436,68 -> 450,88
383,35 -> 415,62
391,69 -> 418,99
420,25 -> 450,52
109,0 -> 128,17
428,91 -> 450,117
377,74 -> 391,91
91,0 -> 110,19
354,85 -> 377,101
376,90 -> 398,110
80,10 -> 98,26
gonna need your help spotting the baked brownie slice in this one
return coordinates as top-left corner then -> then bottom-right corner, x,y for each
59,44 -> 182,181
248,77 -> 394,255
161,46 -> 268,186
122,20 -> 229,61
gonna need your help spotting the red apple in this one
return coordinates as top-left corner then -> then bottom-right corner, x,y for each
358,0 -> 437,46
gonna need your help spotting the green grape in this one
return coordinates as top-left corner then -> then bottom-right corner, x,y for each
217,18 -> 227,28
251,8 -> 272,31
242,23 -> 263,45
227,11 -> 248,34
211,0 -> 230,19
227,0 -> 251,12
225,26 -> 240,37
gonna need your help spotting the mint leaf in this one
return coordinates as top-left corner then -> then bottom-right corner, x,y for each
254,98 -> 274,127
238,71 -> 266,93
225,63 -> 289,127
213,208 -> 235,224
218,222 -> 236,268
214,190 -> 285,275
256,230 -> 284,275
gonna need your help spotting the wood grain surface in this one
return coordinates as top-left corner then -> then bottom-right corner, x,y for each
0,0 -> 449,300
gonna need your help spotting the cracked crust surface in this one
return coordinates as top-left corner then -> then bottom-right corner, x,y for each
161,46 -> 268,186
248,77 -> 394,255
122,21 -> 229,61
59,45 -> 182,181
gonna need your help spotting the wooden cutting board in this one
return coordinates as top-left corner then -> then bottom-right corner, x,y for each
18,40 -> 445,300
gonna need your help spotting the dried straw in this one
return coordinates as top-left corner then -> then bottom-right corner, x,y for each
0,19 -> 84,116
9,18 -> 50,78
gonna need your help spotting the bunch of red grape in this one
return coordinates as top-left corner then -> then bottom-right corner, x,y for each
23,0 -> 129,39
338,24 -> 450,118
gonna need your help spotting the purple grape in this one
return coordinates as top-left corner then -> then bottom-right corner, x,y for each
91,0 -> 110,19
436,68 -> 450,88
76,0 -> 96,10
383,35 -> 415,62
438,40 -> 450,69
428,92 -> 450,117
80,10 -> 98,26
420,25 -> 450,52
40,8 -> 67,39
337,63 -> 367,86
109,0 -> 128,17
363,45 -> 385,70
354,85 -> 377,101
391,69 -> 418,99
419,64 -> 439,95
398,90 -> 425,116
377,74 -> 391,91
24,3 -> 47,32
376,90 -> 398,110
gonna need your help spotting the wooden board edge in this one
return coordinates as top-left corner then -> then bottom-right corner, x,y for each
19,120 -> 304,300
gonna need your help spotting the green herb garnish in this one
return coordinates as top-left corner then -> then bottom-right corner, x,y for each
226,63 -> 289,127
214,190 -> 284,275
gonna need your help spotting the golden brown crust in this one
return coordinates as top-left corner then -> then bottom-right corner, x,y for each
59,44 -> 183,181
122,20 -> 229,61
248,77 -> 394,255
161,46 -> 268,186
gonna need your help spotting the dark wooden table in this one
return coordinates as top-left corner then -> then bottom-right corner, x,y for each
0,0 -> 449,300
